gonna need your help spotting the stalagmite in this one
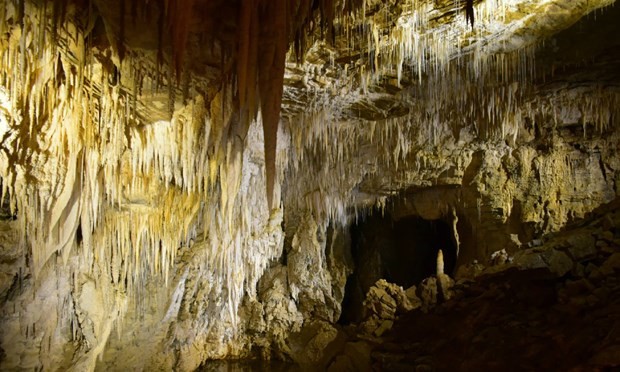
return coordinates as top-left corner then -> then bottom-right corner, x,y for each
437,249 -> 445,275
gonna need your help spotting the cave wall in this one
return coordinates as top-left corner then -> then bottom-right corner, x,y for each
382,120 -> 620,266
0,118 -> 289,370
0,0 -> 619,370
0,1 -> 292,365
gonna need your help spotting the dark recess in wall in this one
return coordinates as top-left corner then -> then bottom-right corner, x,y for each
339,210 -> 457,324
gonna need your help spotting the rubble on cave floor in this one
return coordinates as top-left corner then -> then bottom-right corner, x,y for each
326,199 -> 620,371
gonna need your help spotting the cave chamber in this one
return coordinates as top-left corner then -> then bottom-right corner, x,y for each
0,0 -> 620,370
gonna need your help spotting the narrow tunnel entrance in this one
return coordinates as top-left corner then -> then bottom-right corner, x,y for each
389,216 -> 457,285
340,211 -> 458,323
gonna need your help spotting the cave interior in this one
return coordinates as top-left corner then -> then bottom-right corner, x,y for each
1,0 -> 620,370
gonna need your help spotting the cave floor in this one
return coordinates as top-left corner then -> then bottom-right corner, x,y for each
369,267 -> 620,371
329,200 -> 620,371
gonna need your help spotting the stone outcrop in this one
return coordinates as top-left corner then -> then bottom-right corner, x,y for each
235,212 -> 351,364
359,279 -> 421,337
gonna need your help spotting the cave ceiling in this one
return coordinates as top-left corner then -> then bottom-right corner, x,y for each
0,0 -> 616,271
81,0 -> 619,122
0,0 -> 615,239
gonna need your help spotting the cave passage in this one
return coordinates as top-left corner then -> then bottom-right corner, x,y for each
389,215 -> 457,285
340,212 -> 458,323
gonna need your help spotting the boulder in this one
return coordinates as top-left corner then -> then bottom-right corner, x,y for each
436,273 -> 455,301
541,249 -> 574,277
363,279 -> 420,320
565,233 -> 597,261
418,277 -> 438,312
285,320 -> 338,365
363,283 -> 398,320
512,248 -> 573,277
600,253 -> 620,276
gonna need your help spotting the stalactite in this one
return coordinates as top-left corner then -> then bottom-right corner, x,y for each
156,0 -> 165,67
236,0 -> 259,134
168,0 -> 196,82
465,0 -> 474,28
258,0 -> 290,210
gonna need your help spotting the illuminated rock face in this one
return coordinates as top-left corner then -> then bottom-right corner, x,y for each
0,0 -> 619,370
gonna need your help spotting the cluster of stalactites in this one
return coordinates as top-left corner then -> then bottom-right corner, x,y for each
284,82 -> 620,232
0,2 -> 295,344
234,0 -> 368,211
345,0 -> 611,89
0,1 -> 226,298
288,0 -> 615,127
279,0 -> 618,228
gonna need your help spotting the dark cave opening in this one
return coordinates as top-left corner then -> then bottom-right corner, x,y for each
339,211 -> 458,324
390,215 -> 457,284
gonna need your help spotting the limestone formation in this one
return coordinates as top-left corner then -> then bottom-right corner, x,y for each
0,0 -> 619,370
